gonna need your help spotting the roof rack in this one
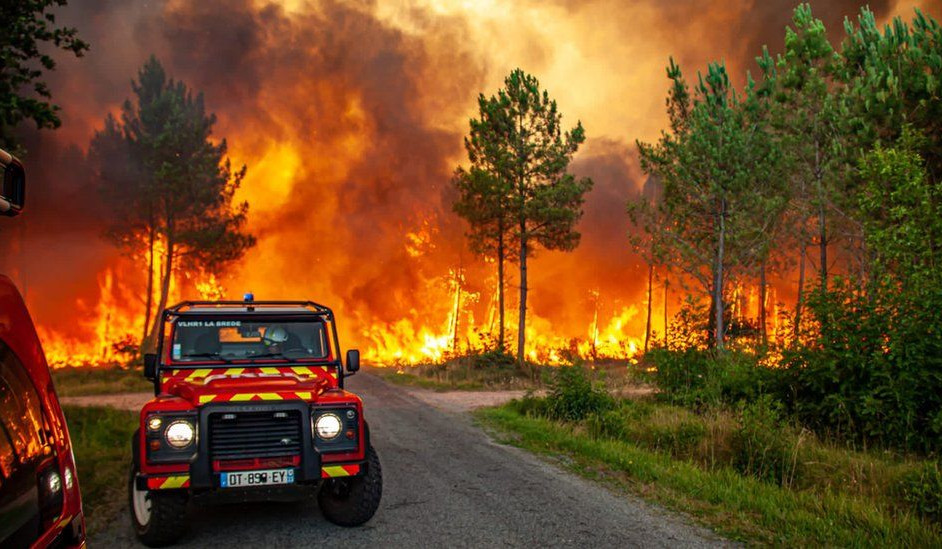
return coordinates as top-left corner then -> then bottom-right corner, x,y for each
165,300 -> 333,317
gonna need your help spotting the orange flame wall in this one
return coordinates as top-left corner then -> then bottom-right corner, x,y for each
2,0 -> 935,366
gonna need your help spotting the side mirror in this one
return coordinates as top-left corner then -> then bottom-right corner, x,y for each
143,353 -> 157,380
0,149 -> 25,217
345,349 -> 360,373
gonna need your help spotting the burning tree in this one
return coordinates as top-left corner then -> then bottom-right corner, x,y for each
93,56 -> 255,350
453,93 -> 516,352
455,69 -> 593,367
636,61 -> 781,350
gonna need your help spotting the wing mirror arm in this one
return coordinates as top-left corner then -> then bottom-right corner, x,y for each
143,353 -> 157,381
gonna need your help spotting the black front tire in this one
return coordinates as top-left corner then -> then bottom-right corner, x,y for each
318,446 -> 383,526
128,462 -> 189,547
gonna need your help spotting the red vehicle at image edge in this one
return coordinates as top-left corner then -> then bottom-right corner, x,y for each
0,149 -> 87,548
130,298 -> 382,546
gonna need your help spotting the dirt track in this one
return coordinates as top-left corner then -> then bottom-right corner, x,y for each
92,372 -> 729,547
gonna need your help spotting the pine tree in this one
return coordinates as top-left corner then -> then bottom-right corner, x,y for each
453,92 -> 516,351
94,56 -> 256,349
458,69 -> 592,367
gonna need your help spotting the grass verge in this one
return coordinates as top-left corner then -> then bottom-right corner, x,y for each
52,366 -> 152,396
476,404 -> 941,547
63,405 -> 137,534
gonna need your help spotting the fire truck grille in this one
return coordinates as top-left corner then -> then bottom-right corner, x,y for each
208,410 -> 303,460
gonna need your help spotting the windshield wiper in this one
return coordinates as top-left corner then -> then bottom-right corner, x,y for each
183,353 -> 233,364
248,352 -> 311,362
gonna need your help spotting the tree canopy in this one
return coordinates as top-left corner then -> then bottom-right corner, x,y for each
0,0 -> 89,152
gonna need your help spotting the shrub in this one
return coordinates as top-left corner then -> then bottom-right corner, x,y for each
732,395 -> 804,487
511,393 -> 551,418
545,365 -> 615,421
647,348 -> 765,408
898,461 -> 942,523
470,349 -> 517,370
586,408 -> 627,439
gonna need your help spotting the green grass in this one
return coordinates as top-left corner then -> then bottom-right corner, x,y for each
476,403 -> 942,547
63,405 -> 137,534
371,360 -> 540,391
51,366 -> 152,396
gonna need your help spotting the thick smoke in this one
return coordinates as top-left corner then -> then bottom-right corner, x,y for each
4,0 -> 939,355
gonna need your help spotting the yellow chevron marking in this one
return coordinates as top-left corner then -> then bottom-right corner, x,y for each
198,394 -> 217,404
295,391 -> 312,400
187,369 -> 212,380
293,366 -> 313,376
161,476 -> 189,489
321,466 -> 352,478
260,367 -> 279,375
256,392 -> 283,401
224,368 -> 245,376
230,393 -> 255,401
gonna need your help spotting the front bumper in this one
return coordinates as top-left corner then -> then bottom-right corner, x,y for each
140,401 -> 364,491
136,462 -> 362,491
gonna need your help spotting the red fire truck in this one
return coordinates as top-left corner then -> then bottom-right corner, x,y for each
0,149 -> 86,548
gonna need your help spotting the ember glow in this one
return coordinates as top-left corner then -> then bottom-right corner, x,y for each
3,0 -> 936,367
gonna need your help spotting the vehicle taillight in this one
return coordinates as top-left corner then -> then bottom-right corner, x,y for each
38,464 -> 64,529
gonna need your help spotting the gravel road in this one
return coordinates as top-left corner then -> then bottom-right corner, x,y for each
93,372 -> 729,548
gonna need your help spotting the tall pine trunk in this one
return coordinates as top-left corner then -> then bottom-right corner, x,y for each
663,277 -> 669,347
815,139 -> 828,290
497,228 -> 505,351
517,230 -> 528,369
795,245 -> 806,338
644,262 -> 653,353
452,265 -> 462,354
141,226 -> 155,350
713,199 -> 726,350
759,261 -> 767,346
818,201 -> 828,288
148,237 -> 174,346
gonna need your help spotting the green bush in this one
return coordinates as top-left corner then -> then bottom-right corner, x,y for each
545,365 -> 615,421
647,348 -> 765,408
774,281 -> 942,453
898,461 -> 942,523
511,393 -> 551,418
587,402 -> 707,459
645,420 -> 707,459
587,408 -> 628,439
470,349 -> 517,370
732,395 -> 803,487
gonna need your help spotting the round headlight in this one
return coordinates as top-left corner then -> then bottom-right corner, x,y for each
165,420 -> 195,448
315,413 -> 342,440
147,416 -> 163,431
46,470 -> 62,494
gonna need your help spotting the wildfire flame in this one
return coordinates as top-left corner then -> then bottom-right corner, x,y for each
15,0 -> 900,369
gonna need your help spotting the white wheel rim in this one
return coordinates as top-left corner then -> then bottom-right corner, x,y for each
132,481 -> 152,525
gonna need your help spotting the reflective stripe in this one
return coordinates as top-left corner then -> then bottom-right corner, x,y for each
199,394 -> 217,404
321,464 -> 360,478
146,475 -> 190,490
161,475 -> 190,489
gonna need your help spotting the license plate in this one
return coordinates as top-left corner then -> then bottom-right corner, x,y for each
220,468 -> 294,488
